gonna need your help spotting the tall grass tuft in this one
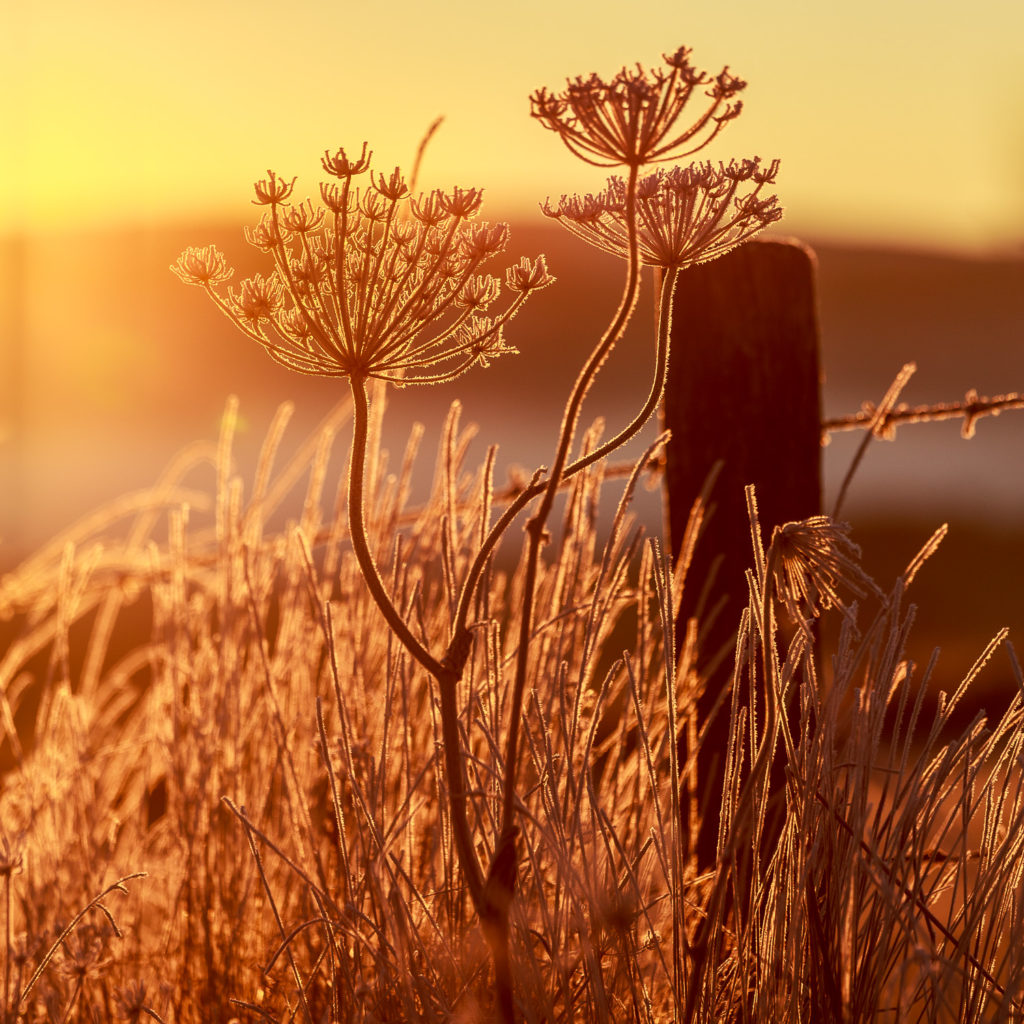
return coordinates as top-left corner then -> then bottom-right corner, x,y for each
1,395 -> 1021,1021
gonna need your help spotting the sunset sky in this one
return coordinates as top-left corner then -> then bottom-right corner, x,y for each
5,0 -> 1024,251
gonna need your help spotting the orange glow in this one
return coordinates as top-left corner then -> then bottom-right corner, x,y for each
3,0 -> 1023,567
4,0 -> 1023,251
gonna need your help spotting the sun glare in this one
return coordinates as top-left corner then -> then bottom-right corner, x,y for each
3,0 -> 1022,249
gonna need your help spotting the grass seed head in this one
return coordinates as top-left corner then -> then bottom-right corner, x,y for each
769,515 -> 881,623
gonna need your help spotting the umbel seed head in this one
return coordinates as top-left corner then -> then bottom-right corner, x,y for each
173,146 -> 553,386
543,158 -> 783,269
531,45 -> 747,168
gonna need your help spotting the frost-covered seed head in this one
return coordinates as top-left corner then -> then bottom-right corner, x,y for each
531,45 -> 747,168
543,158 -> 782,269
173,146 -> 553,385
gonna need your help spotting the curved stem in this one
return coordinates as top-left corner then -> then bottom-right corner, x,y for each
450,259 -> 679,646
348,374 -> 444,678
500,163 -> 643,840
3,872 -> 11,1019
572,264 -> 679,474
346,373 -> 484,906
469,168 -> 648,1024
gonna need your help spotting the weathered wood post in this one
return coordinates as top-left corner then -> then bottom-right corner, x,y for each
661,237 -> 821,871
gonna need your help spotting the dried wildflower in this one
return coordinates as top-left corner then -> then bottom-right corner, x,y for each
531,45 -> 746,168
243,215 -> 289,253
322,141 -> 371,178
57,927 -> 110,981
457,317 -> 514,368
169,245 -> 233,287
0,831 -> 23,876
115,980 -> 166,1022
543,158 -> 782,269
252,170 -> 296,206
456,274 -> 501,311
281,200 -> 325,234
505,255 -> 556,293
768,516 -> 881,623
174,145 -> 551,385
229,273 -> 284,326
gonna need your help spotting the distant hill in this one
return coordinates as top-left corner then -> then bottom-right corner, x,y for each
2,223 -> 1021,536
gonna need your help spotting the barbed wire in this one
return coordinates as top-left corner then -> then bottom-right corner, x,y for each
4,387 -> 1022,616
821,389 -> 1024,442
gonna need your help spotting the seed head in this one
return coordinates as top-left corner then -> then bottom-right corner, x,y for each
281,199 -> 326,234
322,142 -> 372,179
244,214 -> 290,253
57,927 -> 110,981
769,516 -> 881,624
371,167 -> 408,201
0,831 -> 24,877
456,274 -> 502,311
460,317 -> 516,368
543,158 -> 782,269
229,274 -> 284,327
531,45 -> 747,168
439,186 -> 484,218
460,222 -> 510,261
505,255 -> 555,294
174,146 -> 552,385
252,170 -> 296,206
115,980 -> 165,1023
170,245 -> 233,287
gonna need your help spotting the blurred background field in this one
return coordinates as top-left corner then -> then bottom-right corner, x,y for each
1,222 -> 1021,704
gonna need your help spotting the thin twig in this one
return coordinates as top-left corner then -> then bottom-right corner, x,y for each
409,117 -> 444,196
831,363 -> 916,519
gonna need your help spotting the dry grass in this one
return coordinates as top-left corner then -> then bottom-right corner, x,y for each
1,392 -> 1022,1023
4,35 -> 1022,1023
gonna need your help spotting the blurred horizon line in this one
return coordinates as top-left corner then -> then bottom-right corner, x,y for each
2,212 -> 1023,263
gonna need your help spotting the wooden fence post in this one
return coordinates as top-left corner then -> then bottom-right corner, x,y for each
661,237 -> 821,871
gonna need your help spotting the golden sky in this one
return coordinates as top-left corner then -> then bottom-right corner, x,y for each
4,0 -> 1024,250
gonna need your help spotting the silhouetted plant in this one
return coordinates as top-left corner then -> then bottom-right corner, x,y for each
0,39 -> 1020,1024
170,43 -> 781,1020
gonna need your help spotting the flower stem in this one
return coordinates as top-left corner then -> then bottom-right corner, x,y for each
2,873 -> 10,1020
501,162 -> 643,841
346,373 -> 484,907
449,242 -> 679,648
